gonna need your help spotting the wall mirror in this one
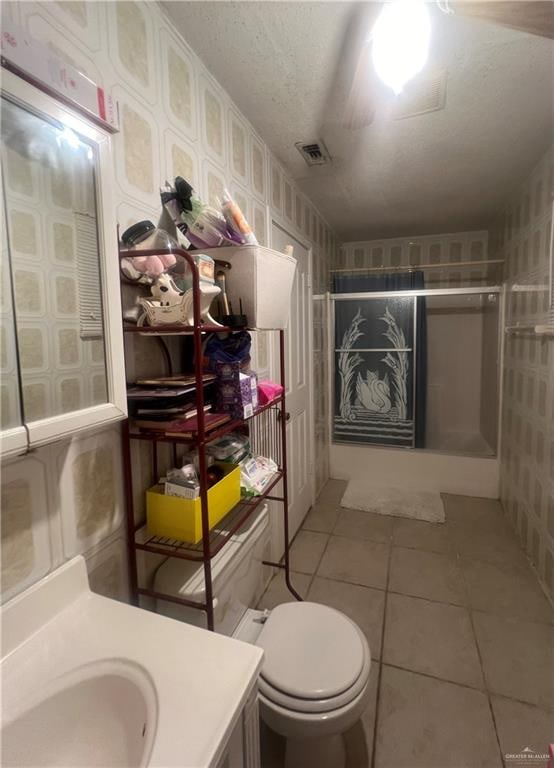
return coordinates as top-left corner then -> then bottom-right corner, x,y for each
1,170 -> 26,456
0,70 -> 126,456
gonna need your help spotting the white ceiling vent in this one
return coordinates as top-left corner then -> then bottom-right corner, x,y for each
295,140 -> 331,167
394,70 -> 448,120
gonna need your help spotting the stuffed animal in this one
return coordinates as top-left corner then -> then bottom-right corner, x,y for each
151,273 -> 185,306
120,252 -> 176,283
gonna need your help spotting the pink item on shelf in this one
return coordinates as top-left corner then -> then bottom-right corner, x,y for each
257,381 -> 284,405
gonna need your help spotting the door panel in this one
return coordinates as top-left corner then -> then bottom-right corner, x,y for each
271,223 -> 313,540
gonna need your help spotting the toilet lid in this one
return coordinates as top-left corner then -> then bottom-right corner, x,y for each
257,602 -> 366,700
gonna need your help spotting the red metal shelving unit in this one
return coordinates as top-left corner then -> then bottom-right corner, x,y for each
119,246 -> 301,630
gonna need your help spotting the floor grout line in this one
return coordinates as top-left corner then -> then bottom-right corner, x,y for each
304,528 -> 335,596
458,549 -> 506,768
370,536 -> 393,768
380,661 -> 487,694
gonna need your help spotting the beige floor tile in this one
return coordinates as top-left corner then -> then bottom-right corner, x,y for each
317,535 -> 390,590
461,558 -> 554,624
302,504 -> 341,534
473,612 -> 554,710
316,479 -> 347,507
450,522 -> 529,567
288,530 -> 329,574
389,546 -> 467,605
442,493 -> 506,527
257,570 -> 311,611
383,593 -> 484,688
344,662 -> 379,768
375,666 -> 502,768
491,696 -> 553,768
307,576 -> 385,658
392,517 -> 454,554
334,508 -> 394,544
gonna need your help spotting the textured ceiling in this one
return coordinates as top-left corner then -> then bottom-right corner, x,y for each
163,1 -> 554,240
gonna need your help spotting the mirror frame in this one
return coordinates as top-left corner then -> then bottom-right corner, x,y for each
1,69 -> 126,455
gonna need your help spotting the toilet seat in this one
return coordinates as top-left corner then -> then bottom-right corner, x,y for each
256,602 -> 371,715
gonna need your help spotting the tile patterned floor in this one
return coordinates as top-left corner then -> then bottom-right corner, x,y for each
258,480 -> 554,768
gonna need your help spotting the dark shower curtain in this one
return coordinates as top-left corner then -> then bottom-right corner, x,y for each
333,271 -> 427,448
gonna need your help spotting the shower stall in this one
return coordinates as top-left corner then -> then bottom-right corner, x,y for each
330,285 -> 502,459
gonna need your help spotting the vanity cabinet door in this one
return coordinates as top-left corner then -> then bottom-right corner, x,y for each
215,688 -> 261,768
1,70 -> 126,450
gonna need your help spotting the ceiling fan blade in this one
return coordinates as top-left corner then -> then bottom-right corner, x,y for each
450,1 -> 554,39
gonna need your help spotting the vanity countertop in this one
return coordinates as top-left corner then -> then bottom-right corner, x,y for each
1,556 -> 264,768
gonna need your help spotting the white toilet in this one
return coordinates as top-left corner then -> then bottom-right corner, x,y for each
153,506 -> 371,768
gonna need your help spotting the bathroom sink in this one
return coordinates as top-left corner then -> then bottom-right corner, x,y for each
1,556 -> 263,767
2,661 -> 156,767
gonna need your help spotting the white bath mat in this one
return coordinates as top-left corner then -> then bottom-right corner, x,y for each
340,485 -> 445,523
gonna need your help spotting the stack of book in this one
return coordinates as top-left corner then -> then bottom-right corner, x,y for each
127,373 -> 231,437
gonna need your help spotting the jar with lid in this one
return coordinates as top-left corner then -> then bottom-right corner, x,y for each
120,220 -> 178,284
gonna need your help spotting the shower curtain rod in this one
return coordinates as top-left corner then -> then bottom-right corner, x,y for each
331,258 -> 504,274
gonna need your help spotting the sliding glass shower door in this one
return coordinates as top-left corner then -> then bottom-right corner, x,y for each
333,296 -> 416,447
331,287 -> 501,456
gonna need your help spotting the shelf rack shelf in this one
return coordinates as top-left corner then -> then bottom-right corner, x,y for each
134,470 -> 284,562
123,322 -> 236,335
120,245 -> 301,630
128,395 -> 284,446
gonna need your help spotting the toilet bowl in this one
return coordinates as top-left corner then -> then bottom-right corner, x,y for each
153,510 -> 371,767
243,600 -> 371,768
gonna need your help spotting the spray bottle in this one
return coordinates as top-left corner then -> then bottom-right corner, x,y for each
221,188 -> 258,245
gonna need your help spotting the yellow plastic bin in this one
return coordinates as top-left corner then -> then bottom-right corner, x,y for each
146,463 -> 241,543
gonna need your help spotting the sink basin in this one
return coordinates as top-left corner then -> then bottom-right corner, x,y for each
2,660 -> 156,767
1,556 -> 263,767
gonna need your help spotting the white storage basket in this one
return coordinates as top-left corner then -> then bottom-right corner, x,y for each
201,245 -> 296,330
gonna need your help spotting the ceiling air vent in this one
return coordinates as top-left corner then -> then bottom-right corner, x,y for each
394,69 -> 448,120
295,140 -> 331,167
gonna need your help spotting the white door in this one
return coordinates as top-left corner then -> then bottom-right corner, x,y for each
271,222 -> 313,540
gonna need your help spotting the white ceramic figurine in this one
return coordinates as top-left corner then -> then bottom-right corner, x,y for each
150,273 -> 185,305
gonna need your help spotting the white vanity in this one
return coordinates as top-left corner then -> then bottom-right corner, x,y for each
1,557 -> 263,767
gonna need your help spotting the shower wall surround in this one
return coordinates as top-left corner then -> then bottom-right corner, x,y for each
330,232 -> 501,499
0,0 -> 334,603
491,145 -> 554,600
338,230 -> 490,285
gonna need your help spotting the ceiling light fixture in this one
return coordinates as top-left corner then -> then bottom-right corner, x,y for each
372,0 -> 432,95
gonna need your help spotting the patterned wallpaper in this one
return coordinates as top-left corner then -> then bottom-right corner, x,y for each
337,230 -> 493,287
491,145 -> 554,601
0,0 -> 335,603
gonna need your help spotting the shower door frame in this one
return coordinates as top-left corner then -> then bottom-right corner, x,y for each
327,285 -> 504,457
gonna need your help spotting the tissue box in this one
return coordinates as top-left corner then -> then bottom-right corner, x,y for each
216,362 -> 256,419
164,481 -> 200,500
257,380 -> 283,405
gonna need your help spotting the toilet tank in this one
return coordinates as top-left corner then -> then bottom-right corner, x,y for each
153,505 -> 270,636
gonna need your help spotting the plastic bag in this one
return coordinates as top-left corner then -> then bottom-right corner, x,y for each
203,330 -> 252,372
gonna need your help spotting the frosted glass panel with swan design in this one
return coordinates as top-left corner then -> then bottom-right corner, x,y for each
333,297 -> 415,447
